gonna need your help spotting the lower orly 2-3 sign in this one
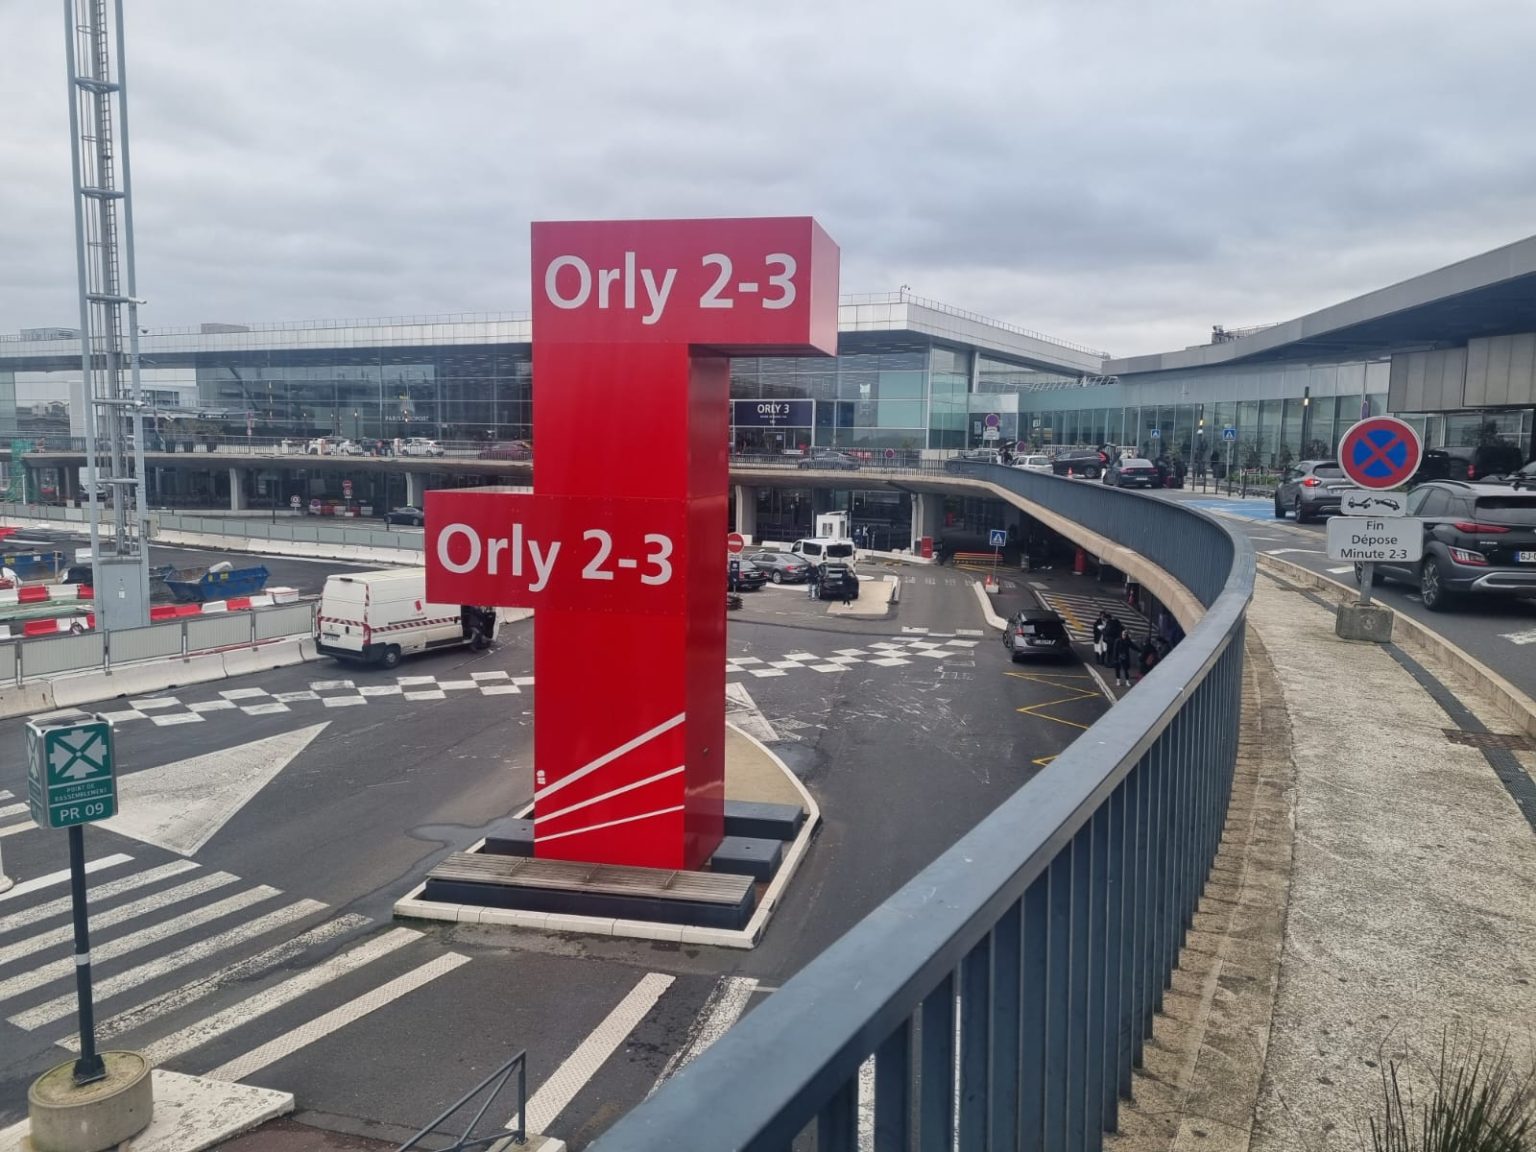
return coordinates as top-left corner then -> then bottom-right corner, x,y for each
423,489 -> 689,613
1325,517 -> 1423,563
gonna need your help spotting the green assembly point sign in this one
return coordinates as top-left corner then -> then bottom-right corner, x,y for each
26,715 -> 116,829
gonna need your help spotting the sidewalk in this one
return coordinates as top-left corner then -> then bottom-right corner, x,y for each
1113,569 -> 1536,1152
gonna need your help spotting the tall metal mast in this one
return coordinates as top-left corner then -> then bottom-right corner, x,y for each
64,0 -> 151,630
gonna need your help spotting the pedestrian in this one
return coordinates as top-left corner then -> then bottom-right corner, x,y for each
840,569 -> 855,606
1092,610 -> 1110,665
807,563 -> 821,599
1111,629 -> 1135,687
1139,635 -> 1160,680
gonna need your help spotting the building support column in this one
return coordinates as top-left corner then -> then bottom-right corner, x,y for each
405,469 -> 422,507
733,484 -> 758,542
911,492 -> 944,553
229,467 -> 248,512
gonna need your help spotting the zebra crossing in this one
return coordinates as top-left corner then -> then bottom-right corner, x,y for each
0,850 -> 463,1086
1031,587 -> 1147,642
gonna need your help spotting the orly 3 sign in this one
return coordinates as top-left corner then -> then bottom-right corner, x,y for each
730,399 -> 813,428
427,218 -> 838,870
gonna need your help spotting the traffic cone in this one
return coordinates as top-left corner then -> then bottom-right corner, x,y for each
1067,466 -> 1075,478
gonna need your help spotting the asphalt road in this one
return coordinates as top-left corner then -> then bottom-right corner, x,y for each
1156,488 -> 1536,697
0,558 -> 1108,1146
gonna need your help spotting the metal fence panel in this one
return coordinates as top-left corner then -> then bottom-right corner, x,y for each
253,602 -> 315,640
185,614 -> 254,652
20,632 -> 106,679
0,642 -> 16,683
108,621 -> 184,664
589,466 -> 1255,1152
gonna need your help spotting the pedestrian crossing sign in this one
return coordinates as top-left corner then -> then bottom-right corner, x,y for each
26,712 -> 117,829
989,529 -> 1007,547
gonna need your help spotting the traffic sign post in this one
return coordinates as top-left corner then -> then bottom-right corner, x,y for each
289,495 -> 300,511
1336,416 -> 1423,601
726,531 -> 745,555
988,528 -> 1007,589
343,479 -> 354,500
26,711 -> 116,1085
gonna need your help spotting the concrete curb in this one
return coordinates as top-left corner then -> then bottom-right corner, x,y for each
1255,552 -> 1536,737
152,529 -> 421,567
394,721 -> 821,951
0,637 -> 318,720
972,579 -> 1007,631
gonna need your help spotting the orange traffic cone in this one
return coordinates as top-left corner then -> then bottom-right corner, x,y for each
1067,466 -> 1075,478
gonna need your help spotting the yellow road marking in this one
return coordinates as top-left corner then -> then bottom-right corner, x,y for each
1032,755 -> 1057,768
1050,597 -> 1086,636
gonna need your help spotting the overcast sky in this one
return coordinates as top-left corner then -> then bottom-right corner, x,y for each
2,0 -> 1533,357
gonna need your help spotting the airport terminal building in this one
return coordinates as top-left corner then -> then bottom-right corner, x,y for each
2,234 -> 1536,479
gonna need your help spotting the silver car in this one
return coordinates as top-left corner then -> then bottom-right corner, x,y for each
1274,461 -> 1353,522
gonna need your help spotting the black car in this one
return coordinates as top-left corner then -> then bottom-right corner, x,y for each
728,560 -> 769,592
1409,444 -> 1525,486
1003,608 -> 1072,661
1103,457 -> 1158,488
1051,450 -> 1106,479
1359,480 -> 1536,610
385,506 -> 425,527
797,451 -> 861,471
816,561 -> 861,600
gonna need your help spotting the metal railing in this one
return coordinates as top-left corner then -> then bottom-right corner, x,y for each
2,600 -> 316,686
396,1051 -> 527,1152
592,463 -> 1253,1152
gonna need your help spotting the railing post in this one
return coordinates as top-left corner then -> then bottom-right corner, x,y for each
958,936 -> 992,1149
989,902 -> 1022,1150
873,1019 -> 911,1152
1043,853 -> 1072,1146
919,975 -> 956,1150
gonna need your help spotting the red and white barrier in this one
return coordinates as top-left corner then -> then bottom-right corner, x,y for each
0,586 -> 301,639
0,583 -> 91,606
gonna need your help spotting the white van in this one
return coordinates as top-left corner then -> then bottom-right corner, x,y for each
789,537 -> 858,565
316,568 -> 496,669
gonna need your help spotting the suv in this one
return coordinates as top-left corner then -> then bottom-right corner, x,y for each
1050,449 -> 1106,479
401,438 -> 445,457
1274,461 -> 1353,522
1410,444 -> 1525,486
1362,480 -> 1536,610
1003,608 -> 1072,661
816,560 -> 860,600
789,537 -> 857,565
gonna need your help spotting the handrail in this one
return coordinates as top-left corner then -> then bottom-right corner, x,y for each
592,463 -> 1253,1151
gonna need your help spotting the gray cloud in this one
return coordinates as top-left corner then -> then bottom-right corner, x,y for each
2,0 -> 1534,355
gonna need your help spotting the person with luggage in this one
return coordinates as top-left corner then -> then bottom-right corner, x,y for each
1111,626 -> 1136,688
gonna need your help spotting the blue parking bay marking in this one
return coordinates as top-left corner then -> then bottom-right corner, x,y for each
1184,499 -> 1278,522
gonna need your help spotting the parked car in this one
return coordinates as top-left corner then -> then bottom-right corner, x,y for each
1013,454 -> 1053,473
727,560 -> 769,592
816,561 -> 861,600
745,550 -> 812,584
797,451 -> 861,471
1003,608 -> 1073,661
1274,461 -> 1353,522
1104,457 -> 1158,488
1050,449 -> 1106,479
400,438 -> 445,458
1358,481 -> 1536,611
1410,444 -> 1525,486
385,505 -> 426,527
479,440 -> 531,461
789,537 -> 857,565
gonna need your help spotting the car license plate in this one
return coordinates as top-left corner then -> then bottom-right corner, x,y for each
1519,552 -> 1536,563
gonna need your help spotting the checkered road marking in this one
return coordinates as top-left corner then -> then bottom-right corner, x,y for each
97,637 -> 972,726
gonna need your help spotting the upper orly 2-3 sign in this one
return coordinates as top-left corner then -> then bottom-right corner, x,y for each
530,217 -> 839,352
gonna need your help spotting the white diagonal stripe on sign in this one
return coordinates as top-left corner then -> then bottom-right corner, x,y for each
0,871 -> 238,967
83,912 -> 371,1046
135,927 -> 419,1067
205,952 -> 471,1082
533,712 -> 685,803
0,860 -> 198,936
0,886 -> 279,1004
535,766 -> 684,826
533,805 -> 684,845
511,972 -> 675,1135
0,854 -> 132,906
11,898 -> 328,1031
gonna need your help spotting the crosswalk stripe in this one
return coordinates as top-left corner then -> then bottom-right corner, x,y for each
0,872 -> 239,968
0,854 -> 133,906
0,885 -> 279,1005
0,803 -> 27,821
133,927 -> 420,1067
0,821 -> 37,839
85,912 -> 372,1046
0,791 -> 12,802
0,861 -> 200,936
11,899 -> 328,1031
650,976 -> 758,1095
206,952 -> 471,1082
513,971 -> 675,1135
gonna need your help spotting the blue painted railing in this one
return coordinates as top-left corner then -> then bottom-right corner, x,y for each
593,465 -> 1255,1152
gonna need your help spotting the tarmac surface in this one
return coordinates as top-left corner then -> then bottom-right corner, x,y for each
0,555 -> 1108,1149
